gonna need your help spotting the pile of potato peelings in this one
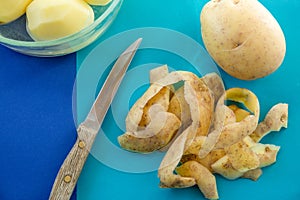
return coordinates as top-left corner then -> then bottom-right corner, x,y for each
118,65 -> 288,199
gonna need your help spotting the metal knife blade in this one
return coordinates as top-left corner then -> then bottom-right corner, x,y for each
81,37 -> 142,132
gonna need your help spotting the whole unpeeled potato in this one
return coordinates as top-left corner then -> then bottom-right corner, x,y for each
200,0 -> 286,80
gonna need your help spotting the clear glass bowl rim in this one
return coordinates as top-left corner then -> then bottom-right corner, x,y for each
0,0 -> 122,47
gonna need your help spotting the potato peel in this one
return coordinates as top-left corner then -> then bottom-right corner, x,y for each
138,87 -> 171,128
198,87 -> 259,158
198,102 -> 230,158
250,103 -> 288,142
126,70 -> 208,133
160,86 -> 192,152
225,140 -> 260,172
176,161 -> 219,199
214,88 -> 260,149
251,143 -> 280,167
125,83 -> 167,133
168,86 -> 192,129
201,72 -> 225,106
184,136 -> 206,155
242,168 -> 263,181
181,148 -> 226,172
212,143 -> 280,180
118,110 -> 181,152
228,104 -> 250,122
158,126 -> 197,188
211,155 -> 244,180
150,65 -> 169,83
158,77 -> 213,188
117,66 -> 288,199
139,66 -> 174,128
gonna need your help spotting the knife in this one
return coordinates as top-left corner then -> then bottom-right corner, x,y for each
49,38 -> 142,200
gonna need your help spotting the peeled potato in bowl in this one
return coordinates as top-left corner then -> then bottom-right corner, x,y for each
200,0 -> 286,80
0,0 -> 32,24
26,0 -> 94,41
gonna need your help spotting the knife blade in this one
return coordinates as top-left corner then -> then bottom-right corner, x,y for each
49,38 -> 142,200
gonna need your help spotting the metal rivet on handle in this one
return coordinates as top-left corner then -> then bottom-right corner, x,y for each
78,140 -> 85,149
64,175 -> 72,183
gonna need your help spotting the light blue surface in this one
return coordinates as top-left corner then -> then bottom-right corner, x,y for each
76,0 -> 300,199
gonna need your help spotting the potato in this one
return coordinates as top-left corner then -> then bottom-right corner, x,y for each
26,0 -> 94,41
200,0 -> 286,80
0,0 -> 32,24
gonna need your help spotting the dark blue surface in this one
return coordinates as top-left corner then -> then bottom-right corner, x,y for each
0,47 -> 77,200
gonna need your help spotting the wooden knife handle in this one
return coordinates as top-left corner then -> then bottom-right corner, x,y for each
49,125 -> 96,200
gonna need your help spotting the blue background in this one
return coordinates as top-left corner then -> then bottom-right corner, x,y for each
0,0 -> 299,200
0,49 -> 77,199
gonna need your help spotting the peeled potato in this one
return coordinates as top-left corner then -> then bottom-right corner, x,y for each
200,0 -> 286,80
0,0 -> 32,24
26,0 -> 94,41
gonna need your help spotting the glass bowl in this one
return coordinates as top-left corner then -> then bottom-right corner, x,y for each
0,0 -> 123,57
